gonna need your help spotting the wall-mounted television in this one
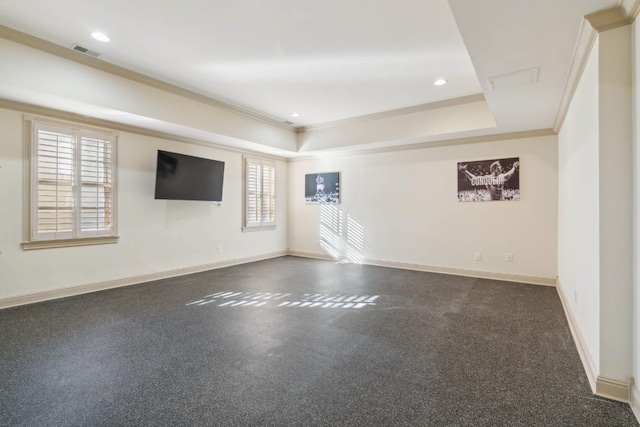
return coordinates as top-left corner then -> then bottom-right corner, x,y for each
154,150 -> 225,202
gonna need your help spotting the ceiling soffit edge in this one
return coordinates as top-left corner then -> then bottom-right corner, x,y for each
0,98 -> 290,161
0,25 -> 296,132
297,93 -> 486,134
0,97 -> 556,163
288,129 -> 557,162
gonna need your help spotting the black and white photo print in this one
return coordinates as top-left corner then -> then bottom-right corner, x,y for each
305,172 -> 340,204
457,157 -> 520,202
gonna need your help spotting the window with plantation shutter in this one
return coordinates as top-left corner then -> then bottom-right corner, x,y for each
79,135 -> 114,236
23,118 -> 118,249
243,156 -> 276,230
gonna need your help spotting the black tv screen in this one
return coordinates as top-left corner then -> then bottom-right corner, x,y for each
154,150 -> 225,202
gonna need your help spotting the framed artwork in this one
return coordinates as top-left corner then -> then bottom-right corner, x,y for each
305,172 -> 340,204
457,157 -> 520,202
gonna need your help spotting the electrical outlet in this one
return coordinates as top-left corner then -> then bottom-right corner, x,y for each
506,253 -> 513,262
217,246 -> 222,254
474,252 -> 482,261
574,290 -> 577,303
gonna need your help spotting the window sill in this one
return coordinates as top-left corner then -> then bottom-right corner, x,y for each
21,236 -> 119,251
242,225 -> 276,233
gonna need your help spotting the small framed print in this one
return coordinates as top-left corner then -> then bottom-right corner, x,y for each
305,172 -> 340,204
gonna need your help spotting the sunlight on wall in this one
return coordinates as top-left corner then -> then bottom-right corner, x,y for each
319,204 -> 342,259
346,214 -> 364,263
319,204 -> 365,263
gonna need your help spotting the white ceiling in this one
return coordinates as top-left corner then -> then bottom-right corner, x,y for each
449,0 -> 618,133
0,0 -> 620,153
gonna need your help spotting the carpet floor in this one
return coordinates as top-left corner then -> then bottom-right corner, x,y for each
1,256 -> 637,426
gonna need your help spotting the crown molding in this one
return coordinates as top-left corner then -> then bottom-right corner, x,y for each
0,98 -> 289,161
0,24 -> 487,141
618,0 -> 640,21
0,24 -> 295,132
554,3 -> 639,132
553,18 -> 598,132
585,6 -> 632,32
298,94 -> 486,133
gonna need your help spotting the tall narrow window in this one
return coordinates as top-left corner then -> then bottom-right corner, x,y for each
243,156 -> 276,230
23,118 -> 118,249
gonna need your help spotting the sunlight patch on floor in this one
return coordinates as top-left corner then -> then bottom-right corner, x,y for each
186,292 -> 380,309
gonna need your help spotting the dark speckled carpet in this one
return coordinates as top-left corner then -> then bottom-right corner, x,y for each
1,256 -> 637,426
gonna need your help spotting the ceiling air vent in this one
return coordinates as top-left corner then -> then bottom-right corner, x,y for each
487,67 -> 538,91
71,44 -> 100,58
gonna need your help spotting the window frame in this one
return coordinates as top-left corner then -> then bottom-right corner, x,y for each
242,156 -> 276,232
21,116 -> 119,250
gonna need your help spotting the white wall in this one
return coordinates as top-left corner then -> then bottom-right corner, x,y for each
558,39 -> 601,372
633,17 -> 640,397
0,108 -> 288,302
558,25 -> 634,384
288,135 -> 558,281
598,26 -> 633,381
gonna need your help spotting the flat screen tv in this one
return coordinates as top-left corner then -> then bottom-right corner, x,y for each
154,150 -> 225,202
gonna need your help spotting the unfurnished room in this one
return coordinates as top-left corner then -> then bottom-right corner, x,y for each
1,0 -> 640,425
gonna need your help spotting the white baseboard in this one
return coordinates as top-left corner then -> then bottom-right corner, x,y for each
1,250 -> 556,310
287,250 -> 557,286
556,280 -> 598,393
287,250 -> 334,261
0,251 -> 288,309
556,279 -> 631,403
595,376 -> 631,403
631,382 -> 640,423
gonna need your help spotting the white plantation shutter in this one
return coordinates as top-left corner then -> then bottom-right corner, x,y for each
244,157 -> 276,229
79,134 -> 114,236
35,126 -> 75,239
31,121 -> 116,241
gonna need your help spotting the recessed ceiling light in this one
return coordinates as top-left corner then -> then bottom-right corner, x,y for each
91,32 -> 110,43
290,112 -> 300,118
434,78 -> 447,86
